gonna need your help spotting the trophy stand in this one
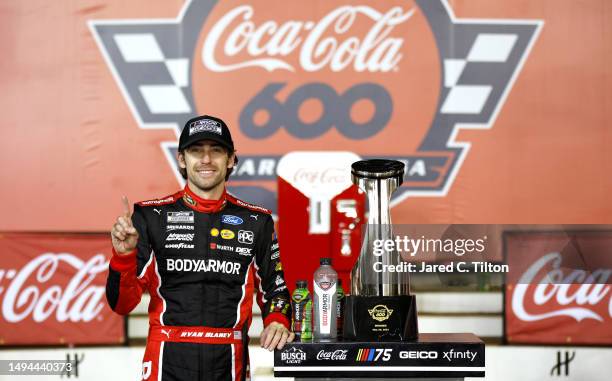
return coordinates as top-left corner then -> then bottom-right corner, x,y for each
275,160 -> 485,380
343,159 -> 418,341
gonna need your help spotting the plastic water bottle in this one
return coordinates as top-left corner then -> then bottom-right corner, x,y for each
313,258 -> 338,342
291,280 -> 312,342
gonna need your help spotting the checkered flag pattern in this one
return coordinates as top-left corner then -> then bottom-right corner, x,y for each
113,34 -> 191,115
441,34 -> 518,114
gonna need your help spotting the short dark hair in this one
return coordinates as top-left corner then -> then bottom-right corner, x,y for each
178,149 -> 238,181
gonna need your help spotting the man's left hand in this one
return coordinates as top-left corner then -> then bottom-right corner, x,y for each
260,322 -> 295,351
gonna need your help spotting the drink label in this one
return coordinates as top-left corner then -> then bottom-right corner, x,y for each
314,282 -> 336,334
336,285 -> 345,336
292,288 -> 312,340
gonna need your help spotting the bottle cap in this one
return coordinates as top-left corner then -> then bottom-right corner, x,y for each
320,257 -> 332,265
296,280 -> 308,289
338,279 -> 342,286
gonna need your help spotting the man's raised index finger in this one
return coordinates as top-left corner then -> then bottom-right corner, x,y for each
121,196 -> 131,217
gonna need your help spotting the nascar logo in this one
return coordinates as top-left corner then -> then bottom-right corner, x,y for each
356,348 -> 392,362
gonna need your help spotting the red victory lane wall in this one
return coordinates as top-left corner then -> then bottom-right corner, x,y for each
0,233 -> 124,345
504,231 -> 612,345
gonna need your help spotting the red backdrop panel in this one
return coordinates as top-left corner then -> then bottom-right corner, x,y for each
0,233 -> 124,345
505,231 -> 612,345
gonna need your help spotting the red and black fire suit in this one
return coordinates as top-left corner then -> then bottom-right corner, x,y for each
106,185 -> 291,381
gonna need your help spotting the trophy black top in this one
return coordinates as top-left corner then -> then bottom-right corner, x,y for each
351,159 -> 405,180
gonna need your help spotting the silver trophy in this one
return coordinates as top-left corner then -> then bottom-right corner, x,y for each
344,159 -> 418,341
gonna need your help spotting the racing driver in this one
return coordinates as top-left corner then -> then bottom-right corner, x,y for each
106,115 -> 294,381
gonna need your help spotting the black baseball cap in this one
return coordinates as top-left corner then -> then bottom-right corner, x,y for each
178,115 -> 234,152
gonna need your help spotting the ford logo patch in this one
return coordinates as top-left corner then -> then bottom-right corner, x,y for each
222,215 -> 243,225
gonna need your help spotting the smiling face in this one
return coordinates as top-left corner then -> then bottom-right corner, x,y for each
178,140 -> 235,198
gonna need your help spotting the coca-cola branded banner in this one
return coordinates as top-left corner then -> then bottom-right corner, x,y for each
504,231 -> 612,345
0,233 -> 124,345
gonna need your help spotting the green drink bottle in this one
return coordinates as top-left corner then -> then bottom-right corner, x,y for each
291,280 -> 312,342
336,279 -> 345,339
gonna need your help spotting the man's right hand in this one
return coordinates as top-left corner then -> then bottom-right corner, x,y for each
111,196 -> 139,255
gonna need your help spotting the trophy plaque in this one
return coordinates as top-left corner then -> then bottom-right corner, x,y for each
343,159 -> 418,341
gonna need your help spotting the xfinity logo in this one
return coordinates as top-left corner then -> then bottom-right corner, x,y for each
442,349 -> 477,362
281,347 -> 307,364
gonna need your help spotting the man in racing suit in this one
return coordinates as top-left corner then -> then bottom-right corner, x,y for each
107,115 -> 293,381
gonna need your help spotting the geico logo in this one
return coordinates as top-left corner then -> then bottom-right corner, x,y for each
399,351 -> 438,359
166,259 -> 241,274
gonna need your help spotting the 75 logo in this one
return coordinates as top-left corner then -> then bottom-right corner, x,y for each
356,348 -> 392,362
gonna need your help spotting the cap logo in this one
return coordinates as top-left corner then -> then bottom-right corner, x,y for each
189,119 -> 222,136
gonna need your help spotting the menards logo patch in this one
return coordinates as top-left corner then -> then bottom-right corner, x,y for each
90,0 -> 542,213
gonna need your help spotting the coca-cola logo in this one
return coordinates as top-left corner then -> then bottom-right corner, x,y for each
293,168 -> 346,185
512,252 -> 611,323
0,253 -> 108,323
316,349 -> 348,361
202,5 -> 413,73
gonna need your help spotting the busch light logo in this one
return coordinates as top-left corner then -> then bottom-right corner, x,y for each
90,0 -> 543,214
221,215 -> 243,225
281,347 -> 307,364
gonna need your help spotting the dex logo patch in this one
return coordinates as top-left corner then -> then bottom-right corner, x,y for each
91,0 -> 542,213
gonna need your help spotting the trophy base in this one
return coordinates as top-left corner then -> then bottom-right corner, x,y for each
343,294 -> 418,341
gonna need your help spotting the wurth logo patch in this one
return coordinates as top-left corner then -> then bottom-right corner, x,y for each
90,0 -> 542,213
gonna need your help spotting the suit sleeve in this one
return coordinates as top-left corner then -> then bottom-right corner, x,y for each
105,205 -> 153,315
254,215 -> 291,329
